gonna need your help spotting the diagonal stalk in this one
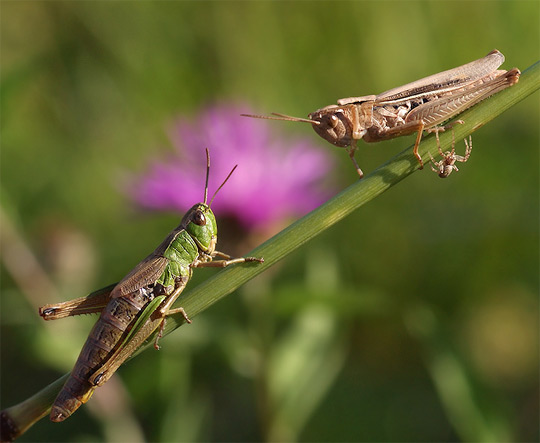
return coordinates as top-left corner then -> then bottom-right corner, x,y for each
1,59 -> 538,442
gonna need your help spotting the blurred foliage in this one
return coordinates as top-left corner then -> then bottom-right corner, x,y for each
1,2 -> 538,442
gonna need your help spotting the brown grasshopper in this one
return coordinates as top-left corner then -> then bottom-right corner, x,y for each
243,50 -> 520,178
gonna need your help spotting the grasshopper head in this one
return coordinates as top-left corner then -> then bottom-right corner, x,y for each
308,105 -> 354,148
241,110 -> 354,147
183,203 -> 218,254
242,108 -> 358,148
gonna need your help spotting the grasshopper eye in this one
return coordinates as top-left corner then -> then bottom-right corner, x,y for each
193,210 -> 206,226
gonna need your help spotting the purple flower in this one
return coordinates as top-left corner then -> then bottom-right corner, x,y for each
128,104 -> 334,231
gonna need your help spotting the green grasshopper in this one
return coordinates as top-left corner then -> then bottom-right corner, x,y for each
39,150 -> 263,422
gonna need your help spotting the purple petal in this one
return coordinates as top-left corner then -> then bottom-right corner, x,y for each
127,103 -> 335,230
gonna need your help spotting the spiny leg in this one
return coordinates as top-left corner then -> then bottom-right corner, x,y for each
424,119 -> 465,174
195,256 -> 264,268
429,130 -> 472,178
429,130 -> 456,178
213,250 -> 233,260
420,119 -> 468,168
428,130 -> 443,173
154,277 -> 192,349
458,135 -> 473,162
412,121 -> 426,169
346,141 -> 363,178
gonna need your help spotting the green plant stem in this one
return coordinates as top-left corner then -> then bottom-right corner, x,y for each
2,60 -> 538,441
0,375 -> 68,442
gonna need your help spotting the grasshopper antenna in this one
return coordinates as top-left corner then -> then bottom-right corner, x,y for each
203,148 -> 211,205
209,164 -> 238,208
241,112 -> 320,125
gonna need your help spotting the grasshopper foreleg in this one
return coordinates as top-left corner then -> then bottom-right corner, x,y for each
194,253 -> 263,268
346,142 -> 364,178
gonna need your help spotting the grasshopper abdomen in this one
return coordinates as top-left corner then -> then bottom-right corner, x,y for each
50,288 -> 160,421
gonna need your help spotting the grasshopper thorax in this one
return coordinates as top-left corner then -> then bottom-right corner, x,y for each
308,105 -> 354,148
182,203 -> 218,254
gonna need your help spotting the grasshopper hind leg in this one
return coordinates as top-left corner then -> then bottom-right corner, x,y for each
153,306 -> 192,350
153,277 -> 192,349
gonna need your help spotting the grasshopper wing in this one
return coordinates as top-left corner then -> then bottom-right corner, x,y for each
111,229 -> 182,298
376,50 -> 505,102
111,253 -> 169,298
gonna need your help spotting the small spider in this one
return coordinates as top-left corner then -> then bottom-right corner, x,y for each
429,130 -> 472,178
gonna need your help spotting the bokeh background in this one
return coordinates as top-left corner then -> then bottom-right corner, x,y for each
1,2 -> 538,442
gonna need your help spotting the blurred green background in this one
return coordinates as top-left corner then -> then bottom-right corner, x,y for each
1,2 -> 538,442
